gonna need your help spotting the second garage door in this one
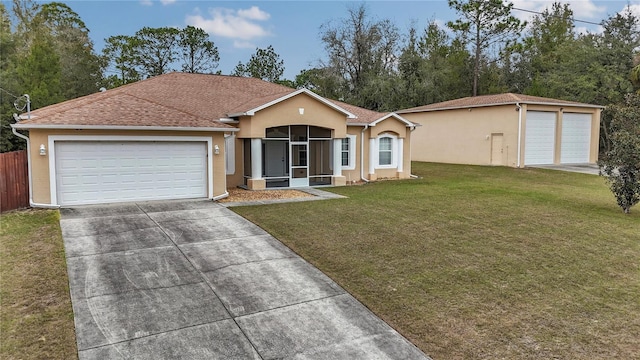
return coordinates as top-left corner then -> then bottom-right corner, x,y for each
561,113 -> 592,164
55,141 -> 207,206
525,111 -> 556,165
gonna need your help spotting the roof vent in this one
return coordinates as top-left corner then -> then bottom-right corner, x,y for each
99,87 -> 107,92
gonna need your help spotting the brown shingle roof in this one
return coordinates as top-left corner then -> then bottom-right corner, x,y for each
14,72 -> 402,129
397,93 -> 602,113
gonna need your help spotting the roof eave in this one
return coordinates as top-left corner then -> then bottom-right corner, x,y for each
398,100 -> 604,113
368,113 -> 416,127
11,124 -> 238,132
232,88 -> 358,119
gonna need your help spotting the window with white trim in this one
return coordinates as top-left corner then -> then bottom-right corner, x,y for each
376,134 -> 397,168
341,135 -> 356,170
379,137 -> 392,165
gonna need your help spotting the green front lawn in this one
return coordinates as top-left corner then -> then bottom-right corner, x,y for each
234,162 -> 640,359
0,210 -> 77,360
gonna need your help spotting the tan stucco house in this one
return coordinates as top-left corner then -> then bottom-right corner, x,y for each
398,93 -> 602,168
11,73 -> 415,207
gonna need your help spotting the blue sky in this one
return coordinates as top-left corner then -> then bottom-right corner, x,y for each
60,0 -> 639,79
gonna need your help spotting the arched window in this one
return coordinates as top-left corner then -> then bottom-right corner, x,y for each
377,133 -> 398,168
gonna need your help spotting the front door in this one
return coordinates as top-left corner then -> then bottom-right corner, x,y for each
264,141 -> 288,177
290,143 -> 309,187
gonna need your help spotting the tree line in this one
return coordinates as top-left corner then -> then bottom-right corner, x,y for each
2,0 -> 639,152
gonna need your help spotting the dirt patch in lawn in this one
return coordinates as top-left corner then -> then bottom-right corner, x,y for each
217,187 -> 314,203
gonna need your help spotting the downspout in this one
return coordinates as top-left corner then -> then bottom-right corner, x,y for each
516,103 -> 522,168
409,124 -> 419,178
212,192 -> 229,201
360,125 -> 369,183
11,127 -> 60,209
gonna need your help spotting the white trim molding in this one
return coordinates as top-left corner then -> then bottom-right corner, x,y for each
225,134 -> 236,175
375,133 -> 399,169
341,134 -> 357,170
228,88 -> 357,119
47,135 -> 214,206
369,113 -> 416,128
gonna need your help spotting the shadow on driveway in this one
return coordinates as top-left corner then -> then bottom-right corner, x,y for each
60,200 -> 430,360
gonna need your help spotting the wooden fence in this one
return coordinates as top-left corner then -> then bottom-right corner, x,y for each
0,150 -> 29,212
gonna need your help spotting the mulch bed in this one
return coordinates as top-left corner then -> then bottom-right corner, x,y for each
217,187 -> 314,203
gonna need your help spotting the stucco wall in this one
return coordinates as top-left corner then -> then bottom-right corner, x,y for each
226,133 -> 245,189
237,93 -> 348,139
403,105 -> 520,166
364,118 -> 413,180
27,129 -> 227,205
342,127 -> 363,184
404,104 -> 601,167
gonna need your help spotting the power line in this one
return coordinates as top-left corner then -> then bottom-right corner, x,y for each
512,7 -> 602,27
0,87 -> 20,99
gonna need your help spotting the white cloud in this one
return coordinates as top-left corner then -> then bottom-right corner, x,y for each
141,0 -> 177,6
185,6 -> 271,45
622,3 -> 640,19
511,0 -> 606,23
237,6 -> 270,21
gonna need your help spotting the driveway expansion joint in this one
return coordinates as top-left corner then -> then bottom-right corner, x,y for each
135,202 -> 266,358
233,292 -> 346,319
62,200 -> 430,360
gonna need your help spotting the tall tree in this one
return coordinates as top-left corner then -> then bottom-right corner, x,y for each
178,26 -> 219,74
232,45 -> 284,82
10,0 -> 38,45
592,7 -> 640,105
2,1 -> 103,152
631,62 -> 640,91
34,2 -> 103,98
133,26 -> 179,77
447,0 -> 524,96
293,68 -> 343,99
15,35 -> 63,109
102,35 -> 141,87
509,2 -> 575,94
0,2 -> 20,152
318,4 -> 400,109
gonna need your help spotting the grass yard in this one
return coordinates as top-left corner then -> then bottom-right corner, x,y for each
0,209 -> 77,360
233,162 -> 640,359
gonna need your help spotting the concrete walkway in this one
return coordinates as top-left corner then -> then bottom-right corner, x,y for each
530,164 -> 600,175
60,200 -> 429,359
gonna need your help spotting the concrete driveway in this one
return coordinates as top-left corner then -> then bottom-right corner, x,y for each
60,200 -> 430,359
530,163 -> 600,175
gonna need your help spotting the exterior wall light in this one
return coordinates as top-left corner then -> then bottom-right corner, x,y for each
299,108 -> 304,115
39,144 -> 46,156
214,144 -> 220,155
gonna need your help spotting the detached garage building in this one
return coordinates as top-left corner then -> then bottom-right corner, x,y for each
397,93 -> 602,168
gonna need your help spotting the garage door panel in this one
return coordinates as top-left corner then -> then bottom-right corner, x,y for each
55,141 -> 207,206
525,111 -> 556,165
561,113 -> 591,163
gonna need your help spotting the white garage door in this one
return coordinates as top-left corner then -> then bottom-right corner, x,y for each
525,111 -> 556,165
55,141 -> 207,206
561,113 -> 591,164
